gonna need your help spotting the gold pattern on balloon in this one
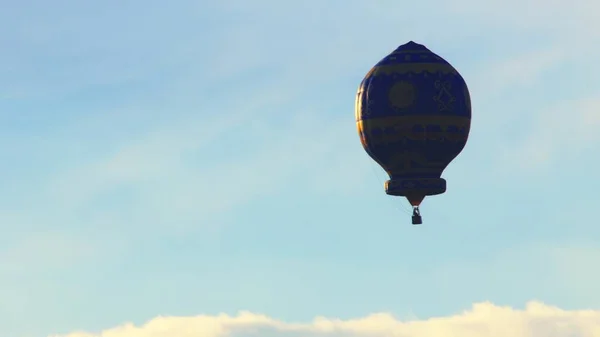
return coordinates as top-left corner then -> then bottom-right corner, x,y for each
373,63 -> 457,76
388,81 -> 416,109
433,80 -> 455,112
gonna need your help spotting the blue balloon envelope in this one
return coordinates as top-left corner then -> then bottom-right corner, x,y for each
355,41 -> 471,223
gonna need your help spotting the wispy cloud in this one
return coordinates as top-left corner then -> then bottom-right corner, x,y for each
0,231 -> 96,274
497,95 -> 600,171
38,95 -> 367,237
471,49 -> 566,95
444,0 -> 600,39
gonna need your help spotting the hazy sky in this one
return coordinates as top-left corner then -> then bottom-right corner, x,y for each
1,0 -> 600,336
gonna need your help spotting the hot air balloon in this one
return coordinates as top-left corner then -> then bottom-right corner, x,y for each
355,41 -> 471,225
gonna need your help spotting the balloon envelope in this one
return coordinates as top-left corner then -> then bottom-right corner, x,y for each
355,41 -> 471,206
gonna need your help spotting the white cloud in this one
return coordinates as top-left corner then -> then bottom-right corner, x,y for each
52,302 -> 600,337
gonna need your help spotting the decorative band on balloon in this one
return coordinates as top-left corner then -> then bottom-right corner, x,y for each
357,110 -> 470,122
384,178 -> 447,197
360,130 -> 469,144
382,155 -> 454,173
357,115 -> 470,126
357,118 -> 470,145
386,171 -> 444,178
371,63 -> 458,76
378,53 -> 445,64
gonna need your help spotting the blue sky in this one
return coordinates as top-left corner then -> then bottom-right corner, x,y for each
1,0 -> 600,336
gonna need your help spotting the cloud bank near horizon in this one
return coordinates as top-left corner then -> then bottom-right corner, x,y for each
55,301 -> 600,337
